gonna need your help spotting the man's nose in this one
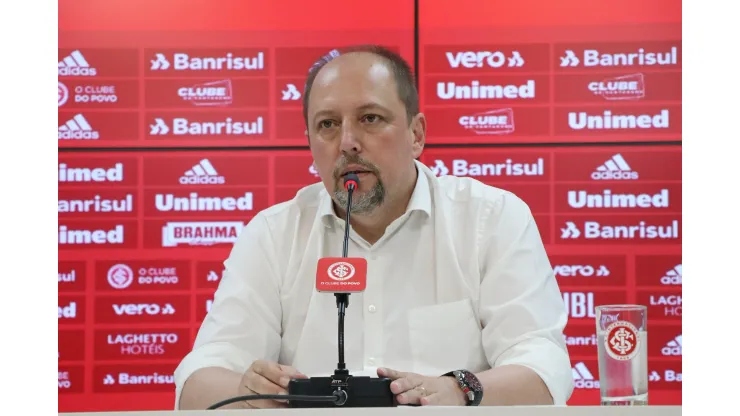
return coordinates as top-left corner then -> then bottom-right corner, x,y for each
339,122 -> 362,154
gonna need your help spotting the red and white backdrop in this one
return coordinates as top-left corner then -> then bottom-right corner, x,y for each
58,0 -> 681,411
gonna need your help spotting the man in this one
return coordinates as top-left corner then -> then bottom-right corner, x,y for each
174,45 -> 574,409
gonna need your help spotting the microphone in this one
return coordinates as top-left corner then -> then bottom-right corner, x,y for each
287,172 -> 395,408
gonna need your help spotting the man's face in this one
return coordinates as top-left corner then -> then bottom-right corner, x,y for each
305,53 -> 425,214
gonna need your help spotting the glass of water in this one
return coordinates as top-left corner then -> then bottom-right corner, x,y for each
595,304 -> 648,406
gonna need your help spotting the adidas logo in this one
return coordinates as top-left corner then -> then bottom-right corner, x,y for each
58,50 -> 97,76
179,159 -> 225,185
572,362 -> 599,389
591,153 -> 638,181
58,114 -> 100,140
661,335 -> 682,356
660,264 -> 682,285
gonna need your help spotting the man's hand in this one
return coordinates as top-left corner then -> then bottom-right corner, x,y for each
377,367 -> 467,406
239,360 -> 308,409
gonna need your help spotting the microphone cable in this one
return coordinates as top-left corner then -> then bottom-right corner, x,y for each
207,392 -> 343,410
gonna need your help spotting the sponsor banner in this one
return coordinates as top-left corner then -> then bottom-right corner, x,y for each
554,105 -> 681,136
275,186 -> 304,205
59,296 -> 85,325
274,154 -> 322,185
276,110 -> 309,139
570,360 -> 600,390
423,107 -> 550,138
635,256 -> 682,287
94,295 -> 191,324
556,216 -> 681,244
554,150 -> 681,182
144,220 -> 247,249
59,261 -> 86,292
58,189 -> 137,218
145,49 -> 268,76
274,46 -> 400,77
423,75 -> 549,105
554,72 -> 682,103
93,363 -> 177,393
424,44 -> 550,73
58,330 -> 85,361
58,366 -> 85,394
637,290 -> 682,321
95,260 -> 191,291
144,187 -> 268,217
58,80 -> 138,109
276,79 -> 304,107
196,294 -> 215,322
58,48 -> 139,78
649,326 -> 682,358
562,324 -> 598,358
144,78 -> 269,108
94,328 -> 191,361
648,361 -> 682,390
58,220 -> 138,249
58,111 -> 139,142
58,157 -> 138,188
555,41 -> 681,71
421,151 -> 551,182
550,255 -> 627,287
555,183 -> 681,213
562,290 -> 628,322
142,155 -> 268,187
146,111 -> 268,140
196,261 -> 225,289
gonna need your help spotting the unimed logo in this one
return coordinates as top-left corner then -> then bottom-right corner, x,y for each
58,225 -> 124,245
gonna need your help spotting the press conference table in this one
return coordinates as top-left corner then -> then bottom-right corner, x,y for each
60,406 -> 681,416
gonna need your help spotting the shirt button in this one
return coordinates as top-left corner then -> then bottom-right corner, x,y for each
368,305 -> 377,313
367,357 -> 375,366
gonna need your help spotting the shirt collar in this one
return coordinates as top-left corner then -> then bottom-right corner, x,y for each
319,160 -> 432,227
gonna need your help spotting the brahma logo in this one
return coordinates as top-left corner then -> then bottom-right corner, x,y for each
591,154 -> 638,181
58,225 -> 124,245
178,79 -> 233,106
459,108 -> 515,135
588,73 -> 645,100
437,80 -> 535,100
154,192 -> 253,212
161,221 -> 244,247
112,303 -> 176,316
107,264 -> 134,289
149,117 -> 263,136
59,162 -> 124,183
179,159 -> 225,185
560,220 -> 679,240
58,114 -> 100,140
559,46 -> 678,68
445,50 -> 525,68
59,50 -> 97,76
569,109 -> 669,130
572,362 -> 599,389
430,157 -> 544,178
150,52 -> 264,71
567,189 -> 669,209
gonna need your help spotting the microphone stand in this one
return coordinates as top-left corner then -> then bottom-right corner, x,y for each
334,182 -> 354,381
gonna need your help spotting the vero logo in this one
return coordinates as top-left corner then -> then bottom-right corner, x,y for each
95,295 -> 190,323
112,303 -> 175,316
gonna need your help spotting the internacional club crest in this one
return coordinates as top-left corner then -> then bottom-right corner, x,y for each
327,262 -> 355,281
604,320 -> 640,360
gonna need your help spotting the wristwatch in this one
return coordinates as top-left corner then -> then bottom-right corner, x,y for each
443,370 -> 483,406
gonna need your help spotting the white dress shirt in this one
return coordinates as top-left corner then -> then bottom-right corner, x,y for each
174,159 -> 574,407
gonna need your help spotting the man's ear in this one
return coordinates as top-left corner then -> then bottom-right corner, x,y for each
410,113 -> 426,158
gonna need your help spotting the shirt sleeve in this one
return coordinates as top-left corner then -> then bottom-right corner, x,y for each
478,192 -> 574,405
173,214 -> 283,409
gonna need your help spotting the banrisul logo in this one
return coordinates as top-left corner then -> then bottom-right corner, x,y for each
150,52 -> 264,71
